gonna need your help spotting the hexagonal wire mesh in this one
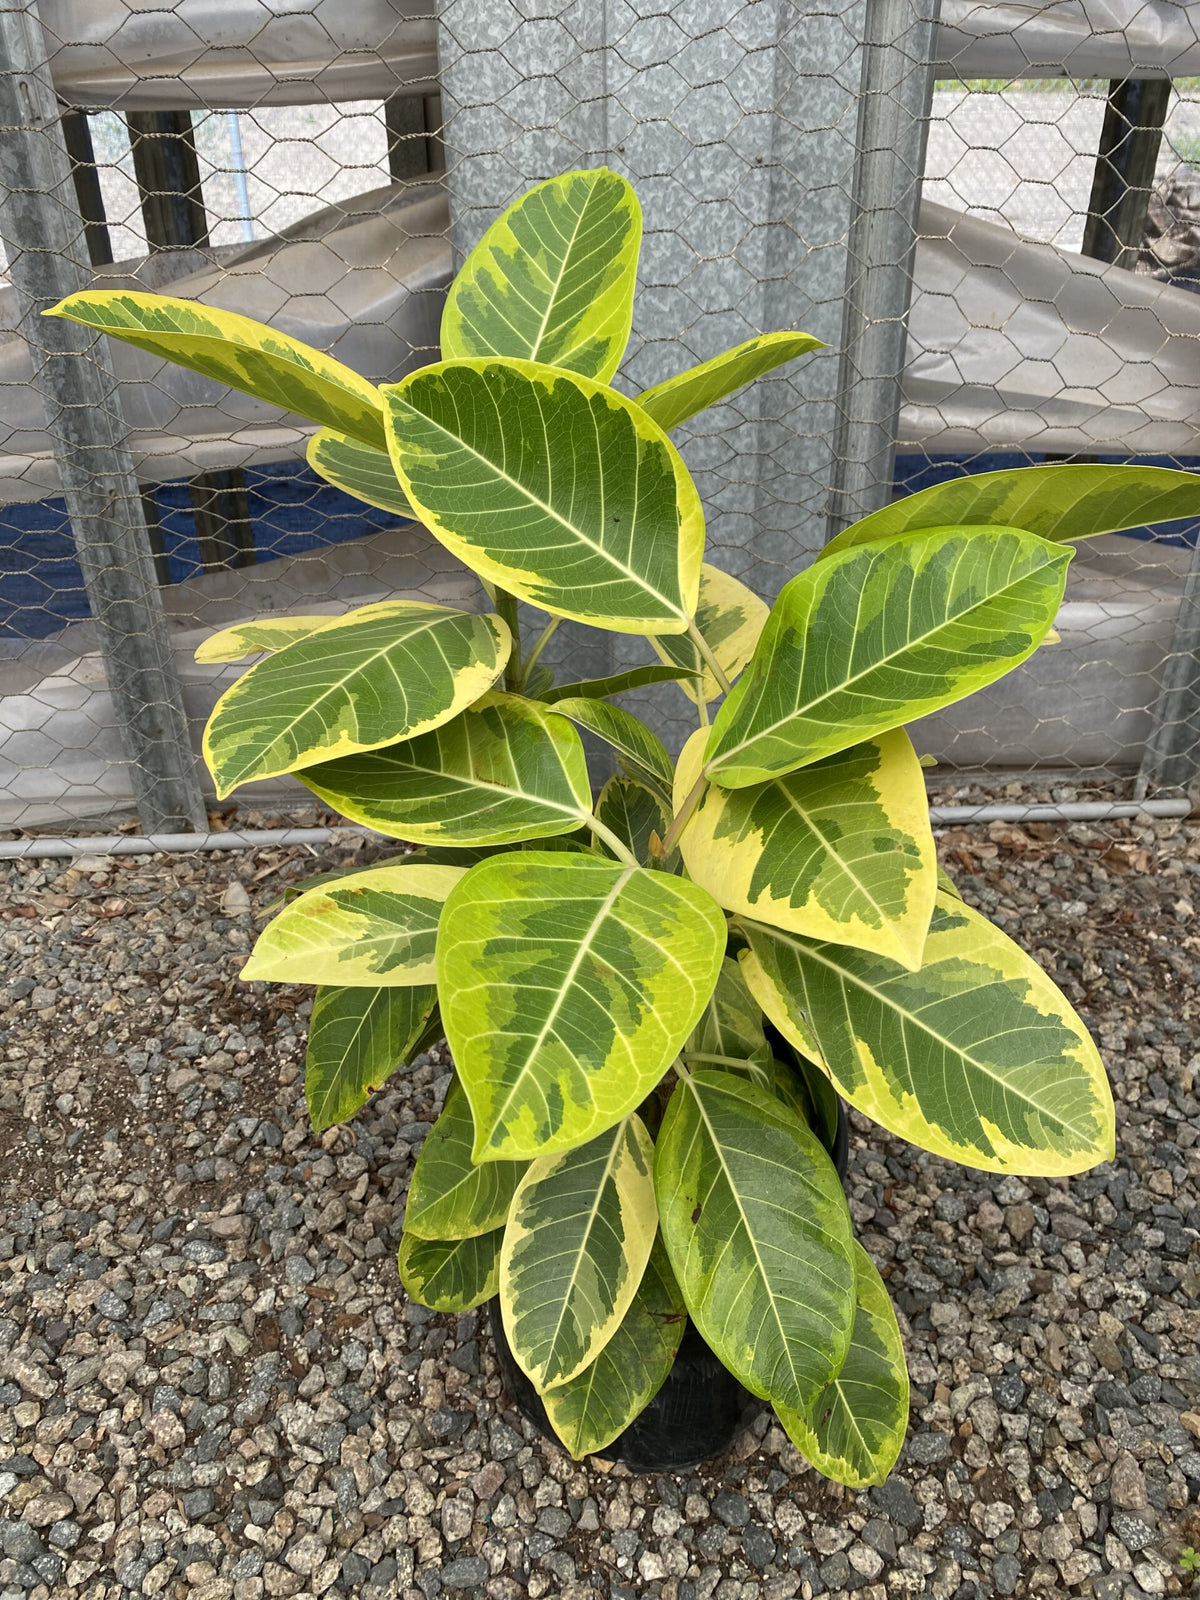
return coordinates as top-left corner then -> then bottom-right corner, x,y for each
0,0 -> 1198,846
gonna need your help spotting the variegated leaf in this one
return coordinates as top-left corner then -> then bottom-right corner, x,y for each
194,615 -> 335,664
398,1227 -> 501,1312
674,727 -> 936,969
682,958 -> 772,1082
548,697 -> 674,793
204,600 -> 509,799
763,1052 -> 823,1125
307,427 -> 415,516
739,891 -> 1115,1175
543,663 -> 699,703
594,775 -> 672,867
404,1082 -> 527,1240
305,984 -> 437,1134
543,1236 -> 686,1458
938,865 -> 964,900
441,168 -> 641,382
637,331 -> 825,432
652,564 -> 769,705
262,854 -> 417,916
383,359 -> 704,635
769,1032 -> 842,1153
777,1242 -> 909,1487
500,1115 -> 657,1390
298,692 -> 593,846
823,462 -> 1200,558
242,862 -> 465,987
46,289 -> 387,448
654,1069 -> 856,1414
704,528 -> 1071,788
437,853 -> 726,1161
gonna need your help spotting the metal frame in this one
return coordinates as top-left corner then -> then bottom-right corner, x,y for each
0,0 -> 206,832
827,0 -> 941,537
1089,77 -> 1200,796
127,108 -> 256,573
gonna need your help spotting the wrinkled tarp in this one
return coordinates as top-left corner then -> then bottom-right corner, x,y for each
905,199 -> 1200,456
40,0 -> 438,110
0,531 -> 1180,827
0,183 -> 448,503
936,0 -> 1200,79
37,0 -> 1200,113
3,186 -> 1198,502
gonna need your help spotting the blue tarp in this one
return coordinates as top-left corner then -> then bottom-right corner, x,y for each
4,453 -> 1200,640
0,461 -> 403,640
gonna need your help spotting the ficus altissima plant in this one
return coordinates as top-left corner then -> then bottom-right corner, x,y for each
53,166 -> 1200,1483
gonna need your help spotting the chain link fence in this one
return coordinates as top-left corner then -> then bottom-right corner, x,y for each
2,0 -> 1200,841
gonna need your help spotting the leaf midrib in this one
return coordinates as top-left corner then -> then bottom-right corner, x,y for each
767,764 -> 906,934
218,611 -> 464,778
309,991 -> 386,1127
683,1077 -> 811,1404
350,739 -> 590,825
482,867 -> 637,1145
533,1124 -> 631,1382
709,542 -> 1055,772
81,312 -> 381,409
764,922 -> 1095,1138
397,377 -> 685,621
529,181 -> 593,365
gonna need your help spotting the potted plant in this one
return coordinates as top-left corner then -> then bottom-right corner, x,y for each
51,167 -> 1200,1485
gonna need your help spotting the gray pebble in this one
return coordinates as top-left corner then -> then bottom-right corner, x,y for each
1,824 -> 1192,1600
742,1525 -> 776,1569
871,1479 -> 921,1529
712,1491 -> 749,1527
181,1238 -> 225,1265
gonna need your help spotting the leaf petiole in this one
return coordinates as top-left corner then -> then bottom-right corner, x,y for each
521,616 -> 562,687
661,773 -> 707,856
686,617 -> 732,697
494,588 -> 523,692
586,813 -> 641,867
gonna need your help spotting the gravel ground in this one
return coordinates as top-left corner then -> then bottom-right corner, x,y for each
2,805 -> 1200,1600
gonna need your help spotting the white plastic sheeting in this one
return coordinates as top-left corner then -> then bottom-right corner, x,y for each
905,199 -> 1200,456
936,0 -> 1200,79
40,0 -> 437,110
2,185 -> 1197,503
35,0 -> 1200,114
0,183 -> 447,503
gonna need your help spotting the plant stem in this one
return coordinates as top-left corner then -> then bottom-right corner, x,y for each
661,773 -> 707,856
687,617 -> 732,697
521,616 -> 561,684
586,814 -> 641,867
696,694 -> 710,729
494,588 -> 522,692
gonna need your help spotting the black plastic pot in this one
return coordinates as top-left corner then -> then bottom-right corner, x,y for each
488,1096 -> 850,1472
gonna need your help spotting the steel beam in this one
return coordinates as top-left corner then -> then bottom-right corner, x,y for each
0,0 -> 206,830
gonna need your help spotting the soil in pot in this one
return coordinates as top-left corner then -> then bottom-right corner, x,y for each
487,1097 -> 850,1473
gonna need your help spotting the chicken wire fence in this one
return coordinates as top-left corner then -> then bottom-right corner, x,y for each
3,0 -> 1200,840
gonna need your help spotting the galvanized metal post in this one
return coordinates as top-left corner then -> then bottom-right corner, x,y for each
1086,76 -> 1200,798
826,0 -> 941,538
1138,561 -> 1200,795
434,0 -> 872,749
0,0 -> 207,831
